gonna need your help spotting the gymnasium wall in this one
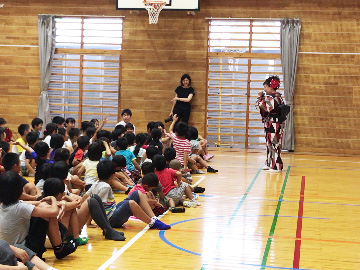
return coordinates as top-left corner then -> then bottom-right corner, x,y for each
0,0 -> 358,154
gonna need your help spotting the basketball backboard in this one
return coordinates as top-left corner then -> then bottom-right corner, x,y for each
116,0 -> 200,11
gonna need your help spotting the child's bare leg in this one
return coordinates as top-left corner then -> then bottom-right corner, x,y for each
168,198 -> 175,208
77,201 -> 91,229
128,200 -> 151,223
68,209 -> 80,239
109,178 -> 128,191
137,191 -> 156,217
184,185 -> 194,200
47,217 -> 62,246
181,177 -> 191,185
30,256 -> 55,270
194,155 -> 208,168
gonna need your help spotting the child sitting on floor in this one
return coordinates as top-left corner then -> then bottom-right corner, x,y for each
115,137 -> 142,181
82,160 -> 171,230
153,154 -> 199,207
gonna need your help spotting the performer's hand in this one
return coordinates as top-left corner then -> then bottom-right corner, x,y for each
258,90 -> 264,96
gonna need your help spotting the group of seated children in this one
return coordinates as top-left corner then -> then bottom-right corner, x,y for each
0,109 -> 217,269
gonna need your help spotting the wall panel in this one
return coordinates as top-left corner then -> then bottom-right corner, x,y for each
0,0 -> 359,154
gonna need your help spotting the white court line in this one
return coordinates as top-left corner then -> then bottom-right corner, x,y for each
192,176 -> 206,187
97,210 -> 169,270
98,176 -> 206,269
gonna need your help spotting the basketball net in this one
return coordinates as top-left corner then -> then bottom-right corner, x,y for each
144,1 -> 166,24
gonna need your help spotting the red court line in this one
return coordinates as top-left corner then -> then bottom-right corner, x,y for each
293,176 -> 305,269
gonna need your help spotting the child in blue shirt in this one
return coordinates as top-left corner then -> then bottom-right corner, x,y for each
115,137 -> 141,181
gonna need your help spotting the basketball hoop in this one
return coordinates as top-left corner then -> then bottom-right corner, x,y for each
143,1 -> 166,24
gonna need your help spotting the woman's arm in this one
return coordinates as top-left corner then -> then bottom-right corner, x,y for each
173,93 -> 194,103
169,94 -> 178,116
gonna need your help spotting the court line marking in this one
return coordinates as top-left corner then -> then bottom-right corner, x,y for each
97,210 -> 169,270
199,166 -> 263,270
293,176 -> 305,269
192,176 -> 206,187
261,166 -> 291,270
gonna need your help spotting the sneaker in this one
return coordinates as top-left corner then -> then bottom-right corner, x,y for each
54,241 -> 77,259
262,165 -> 270,170
76,236 -> 88,246
207,166 -> 218,173
193,186 -> 205,193
268,169 -> 282,173
125,187 -> 132,195
190,199 -> 201,206
206,154 -> 214,161
193,169 -> 205,174
170,207 -> 186,213
150,219 -> 171,230
203,154 -> 210,161
183,201 -> 197,208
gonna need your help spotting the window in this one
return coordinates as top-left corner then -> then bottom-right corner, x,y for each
49,17 -> 123,129
206,19 -> 283,149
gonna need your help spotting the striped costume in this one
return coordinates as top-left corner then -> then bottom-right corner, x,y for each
256,92 -> 285,171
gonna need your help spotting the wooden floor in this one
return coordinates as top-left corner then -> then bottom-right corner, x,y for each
42,148 -> 360,270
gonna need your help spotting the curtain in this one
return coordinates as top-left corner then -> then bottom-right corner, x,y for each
280,19 -> 301,151
37,15 -> 56,130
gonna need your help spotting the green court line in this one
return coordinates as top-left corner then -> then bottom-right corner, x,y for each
260,166 -> 291,270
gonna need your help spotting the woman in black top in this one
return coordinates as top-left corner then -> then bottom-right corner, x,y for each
169,74 -> 195,124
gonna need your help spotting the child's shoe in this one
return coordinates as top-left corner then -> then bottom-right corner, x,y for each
191,192 -> 198,200
193,169 -> 205,174
207,166 -> 218,173
193,186 -> 205,193
76,236 -> 88,246
190,199 -> 201,206
150,219 -> 171,230
54,241 -> 77,259
170,207 -> 186,213
183,201 -> 197,208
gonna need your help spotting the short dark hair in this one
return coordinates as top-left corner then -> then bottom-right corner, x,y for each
157,121 -> 164,129
124,132 -> 135,145
18,124 -> 30,136
43,178 -> 65,197
90,119 -> 99,124
44,123 -> 57,137
125,123 -> 134,130
0,118 -> 6,126
146,145 -> 158,160
163,147 -> 176,162
87,142 -> 103,161
147,121 -> 157,133
57,127 -> 66,137
175,122 -> 188,137
50,161 -> 68,181
2,153 -> 20,171
34,141 -> 50,158
187,126 -> 198,140
153,154 -> 166,171
116,137 -> 128,150
141,162 -> 154,175
141,172 -> 159,188
54,148 -> 70,162
81,121 -> 94,132
97,130 -> 111,140
0,128 -> 4,140
121,108 -> 132,116
65,117 -> 76,125
112,155 -> 126,168
77,136 -> 90,150
151,128 -> 161,141
68,128 -> 80,140
134,133 -> 146,156
31,118 -> 43,129
112,128 -> 125,141
26,131 -> 38,145
180,74 -> 191,86
52,116 -> 65,126
0,171 -> 23,205
0,141 -> 10,153
50,134 -> 64,149
40,163 -> 53,180
86,127 -> 96,138
97,160 -> 115,180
